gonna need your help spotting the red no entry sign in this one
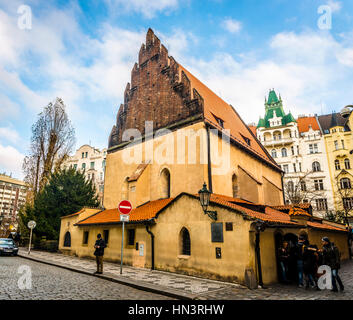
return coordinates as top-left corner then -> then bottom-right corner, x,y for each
118,200 -> 132,215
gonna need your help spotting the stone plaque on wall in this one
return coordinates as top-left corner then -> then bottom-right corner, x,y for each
211,223 -> 223,242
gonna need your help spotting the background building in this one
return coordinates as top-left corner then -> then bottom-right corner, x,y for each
62,145 -> 107,205
256,90 -> 334,217
317,109 -> 353,225
0,174 -> 27,236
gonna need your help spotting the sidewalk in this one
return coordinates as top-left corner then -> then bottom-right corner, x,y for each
17,248 -> 243,300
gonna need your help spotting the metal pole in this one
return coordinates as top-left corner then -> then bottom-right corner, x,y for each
120,221 -> 125,274
28,228 -> 33,255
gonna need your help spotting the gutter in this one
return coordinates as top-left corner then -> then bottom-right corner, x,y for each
206,123 -> 213,193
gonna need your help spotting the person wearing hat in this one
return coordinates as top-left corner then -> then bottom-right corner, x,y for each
321,237 -> 344,292
94,233 -> 106,274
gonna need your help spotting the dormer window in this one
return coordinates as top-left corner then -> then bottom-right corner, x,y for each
241,134 -> 251,146
216,117 -> 224,128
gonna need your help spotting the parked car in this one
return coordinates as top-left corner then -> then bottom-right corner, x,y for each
0,238 -> 19,256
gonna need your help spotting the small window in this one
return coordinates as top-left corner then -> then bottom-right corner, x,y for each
83,231 -> 89,244
103,230 -> 109,245
82,163 -> 86,170
90,162 -> 95,169
181,228 -> 191,255
271,149 -> 277,158
127,229 -> 135,246
85,152 -> 88,158
345,158 -> 351,170
335,160 -> 341,170
73,164 -> 77,170
340,178 -> 352,189
225,222 -> 233,231
82,152 -> 84,159
281,148 -> 287,157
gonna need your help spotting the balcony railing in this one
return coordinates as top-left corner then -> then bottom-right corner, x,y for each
262,138 -> 295,146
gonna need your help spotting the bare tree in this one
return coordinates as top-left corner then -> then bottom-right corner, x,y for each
283,171 -> 326,207
23,98 -> 75,201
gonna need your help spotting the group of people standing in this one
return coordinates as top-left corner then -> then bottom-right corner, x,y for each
278,236 -> 344,292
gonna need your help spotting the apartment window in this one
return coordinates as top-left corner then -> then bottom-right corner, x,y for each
340,178 -> 352,189
315,199 -> 328,211
271,149 -> 277,158
288,181 -> 294,192
343,198 -> 353,210
309,144 -> 318,154
345,158 -> 351,170
73,164 -> 77,170
90,161 -> 95,169
335,160 -> 341,170
103,230 -> 109,245
312,161 -> 321,172
291,146 -> 295,155
83,231 -> 89,244
314,179 -> 324,191
82,163 -> 86,170
334,141 -> 339,150
299,163 -> 302,172
281,148 -> 287,157
82,152 -> 84,159
342,140 -> 345,149
102,159 -> 106,168
293,163 -> 297,172
85,152 -> 88,158
300,181 -> 307,192
127,229 -> 135,246
283,164 -> 289,173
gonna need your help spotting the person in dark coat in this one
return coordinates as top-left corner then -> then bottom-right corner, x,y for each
294,236 -> 306,287
303,243 -> 319,289
321,237 -> 344,292
278,241 -> 290,283
94,234 -> 106,274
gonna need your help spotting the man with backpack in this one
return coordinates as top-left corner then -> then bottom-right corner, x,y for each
321,236 -> 344,292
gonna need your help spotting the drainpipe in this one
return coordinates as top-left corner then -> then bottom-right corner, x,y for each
145,224 -> 155,270
281,172 -> 286,205
255,231 -> 263,288
206,124 -> 213,193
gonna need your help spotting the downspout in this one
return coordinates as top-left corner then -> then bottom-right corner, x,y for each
145,223 -> 155,270
281,172 -> 286,205
255,230 -> 264,288
206,124 -> 213,193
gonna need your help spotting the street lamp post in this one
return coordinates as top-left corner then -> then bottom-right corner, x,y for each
198,183 -> 217,221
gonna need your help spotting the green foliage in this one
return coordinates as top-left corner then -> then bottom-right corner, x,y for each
21,168 -> 99,240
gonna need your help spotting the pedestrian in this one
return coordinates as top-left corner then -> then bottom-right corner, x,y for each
303,243 -> 319,289
94,233 -> 106,275
321,236 -> 344,292
278,241 -> 290,283
294,235 -> 306,288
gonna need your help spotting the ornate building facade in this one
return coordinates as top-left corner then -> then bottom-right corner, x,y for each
256,90 -> 334,217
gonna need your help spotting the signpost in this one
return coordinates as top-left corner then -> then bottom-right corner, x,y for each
118,200 -> 132,274
27,220 -> 36,254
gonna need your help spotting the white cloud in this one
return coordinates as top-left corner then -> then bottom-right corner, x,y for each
0,127 -> 20,144
0,144 -> 24,180
104,0 -> 179,18
222,18 -> 242,34
326,0 -> 342,13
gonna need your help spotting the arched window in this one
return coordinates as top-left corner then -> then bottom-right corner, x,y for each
312,161 -> 321,172
281,148 -> 287,157
345,158 -> 351,170
271,149 -> 277,158
287,181 -> 294,193
160,168 -> 171,198
232,174 -> 238,198
180,228 -> 191,256
63,232 -> 71,247
340,178 -> 352,189
335,160 -> 341,170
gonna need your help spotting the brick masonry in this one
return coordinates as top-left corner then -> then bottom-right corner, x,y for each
108,28 -> 204,149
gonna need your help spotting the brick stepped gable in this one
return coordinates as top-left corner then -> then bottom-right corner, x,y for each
108,28 -> 204,149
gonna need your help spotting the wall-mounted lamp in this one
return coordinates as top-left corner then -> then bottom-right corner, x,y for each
198,182 -> 217,221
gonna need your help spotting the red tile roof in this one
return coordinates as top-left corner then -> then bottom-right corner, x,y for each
75,198 -> 174,225
297,116 -> 320,134
307,221 -> 347,232
179,66 -> 280,171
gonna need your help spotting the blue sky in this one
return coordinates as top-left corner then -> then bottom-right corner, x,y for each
0,0 -> 353,179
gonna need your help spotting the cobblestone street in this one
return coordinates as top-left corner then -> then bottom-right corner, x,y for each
0,256 -> 173,300
10,249 -> 353,300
